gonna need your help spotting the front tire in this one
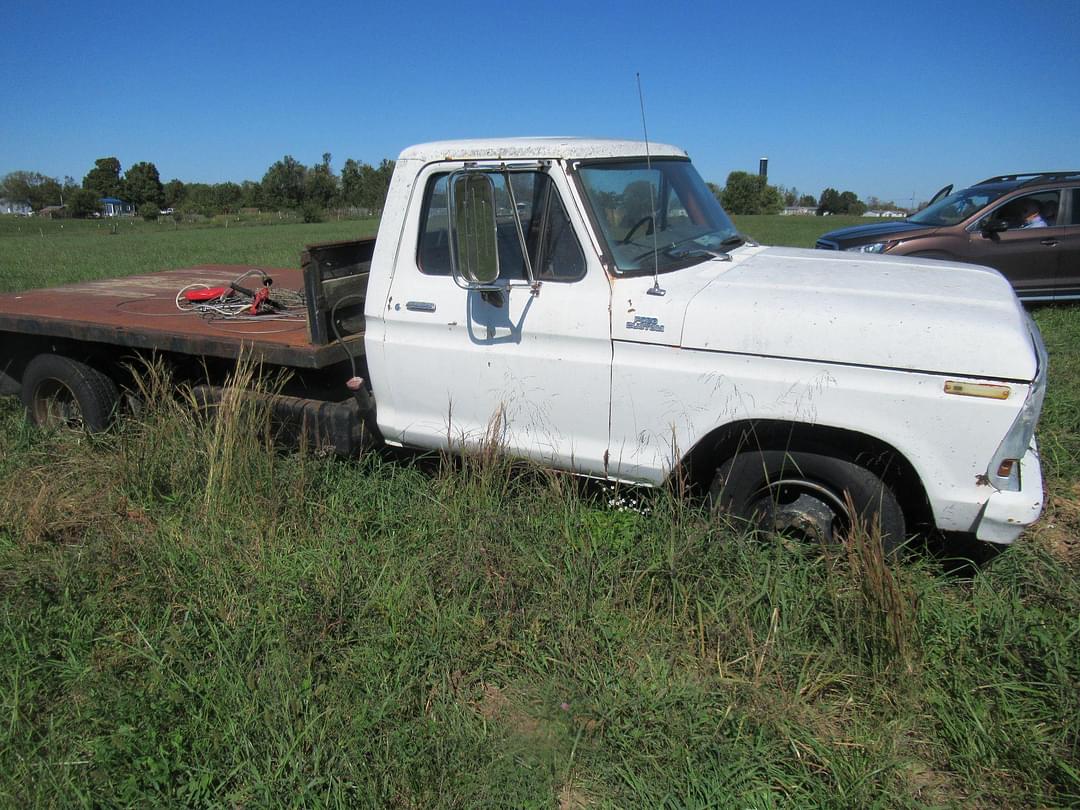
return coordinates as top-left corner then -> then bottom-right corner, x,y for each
21,354 -> 119,432
711,450 -> 906,554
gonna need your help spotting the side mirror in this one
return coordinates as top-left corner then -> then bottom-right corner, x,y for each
981,218 -> 1009,237
450,173 -> 500,285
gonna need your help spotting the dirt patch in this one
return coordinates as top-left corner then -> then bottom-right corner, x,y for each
472,683 -> 547,740
902,760 -> 969,807
557,782 -> 592,809
0,463 -> 115,547
472,684 -> 599,807
1034,482 -> 1080,565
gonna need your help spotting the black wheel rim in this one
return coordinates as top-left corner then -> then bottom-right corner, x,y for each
747,477 -> 851,545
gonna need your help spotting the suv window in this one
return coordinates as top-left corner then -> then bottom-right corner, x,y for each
980,191 -> 1059,230
1069,189 -> 1080,226
418,171 -> 586,281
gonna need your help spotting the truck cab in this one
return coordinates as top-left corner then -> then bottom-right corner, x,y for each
366,138 -> 1047,550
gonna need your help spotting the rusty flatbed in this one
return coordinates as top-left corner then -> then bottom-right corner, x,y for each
0,265 -> 363,369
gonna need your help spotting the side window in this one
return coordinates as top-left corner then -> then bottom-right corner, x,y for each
1069,189 -> 1080,226
987,191 -> 1059,230
530,175 -> 587,281
417,171 -> 586,281
418,175 -> 452,275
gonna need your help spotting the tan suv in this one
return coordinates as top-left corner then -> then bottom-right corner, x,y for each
816,172 -> 1080,301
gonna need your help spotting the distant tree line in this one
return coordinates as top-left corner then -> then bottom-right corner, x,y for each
708,172 -> 902,217
0,152 -> 395,220
5,155 -> 906,221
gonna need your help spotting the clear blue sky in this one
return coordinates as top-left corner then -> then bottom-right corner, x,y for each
3,0 -> 1079,206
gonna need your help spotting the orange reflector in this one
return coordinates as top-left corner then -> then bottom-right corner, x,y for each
997,459 -> 1016,478
944,381 -> 1011,400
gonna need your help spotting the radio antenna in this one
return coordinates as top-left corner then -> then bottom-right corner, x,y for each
636,73 -> 664,296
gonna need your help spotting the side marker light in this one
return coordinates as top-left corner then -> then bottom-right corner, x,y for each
944,381 -> 1011,400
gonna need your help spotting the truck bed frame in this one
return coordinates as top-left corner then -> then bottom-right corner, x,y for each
0,238 -> 372,372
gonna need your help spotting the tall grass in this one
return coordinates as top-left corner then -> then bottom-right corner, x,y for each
1033,306 -> 1080,485
0,375 -> 1077,806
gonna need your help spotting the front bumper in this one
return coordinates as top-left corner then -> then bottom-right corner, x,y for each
974,441 -> 1045,544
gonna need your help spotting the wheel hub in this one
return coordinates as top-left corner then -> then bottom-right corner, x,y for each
32,378 -> 83,429
752,478 -> 851,545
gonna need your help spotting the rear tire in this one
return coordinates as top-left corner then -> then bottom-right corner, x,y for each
711,450 -> 906,555
21,354 -> 119,432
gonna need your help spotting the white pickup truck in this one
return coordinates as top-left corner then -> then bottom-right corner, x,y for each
0,138 -> 1047,551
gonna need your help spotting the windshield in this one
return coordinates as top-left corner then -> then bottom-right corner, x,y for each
576,159 -> 740,274
908,187 -> 1010,226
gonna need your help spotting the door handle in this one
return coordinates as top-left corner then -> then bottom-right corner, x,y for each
1040,239 -> 1059,247
405,301 -> 436,313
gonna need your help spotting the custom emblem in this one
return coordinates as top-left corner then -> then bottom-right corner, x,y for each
626,315 -> 665,333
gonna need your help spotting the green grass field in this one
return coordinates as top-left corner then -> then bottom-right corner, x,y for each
735,214 -> 869,248
0,215 -> 379,293
1,214 -> 1077,807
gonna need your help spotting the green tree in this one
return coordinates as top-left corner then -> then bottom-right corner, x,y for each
1,171 -> 63,210
162,178 -> 186,208
213,182 -> 243,213
839,191 -> 866,216
123,161 -> 164,207
341,158 -> 395,213
83,157 -> 123,198
305,152 -> 337,209
67,187 -> 101,218
721,171 -> 783,215
261,155 -> 307,209
760,184 -> 783,215
797,194 -> 817,207
776,185 -> 799,207
180,183 -> 216,217
817,188 -> 865,215
817,188 -> 841,215
61,176 -> 80,207
340,158 -> 365,207
239,180 -> 262,209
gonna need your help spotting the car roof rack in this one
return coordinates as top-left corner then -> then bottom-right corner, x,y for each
976,171 -> 1080,186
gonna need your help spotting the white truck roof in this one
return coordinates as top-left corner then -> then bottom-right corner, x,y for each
398,137 -> 688,163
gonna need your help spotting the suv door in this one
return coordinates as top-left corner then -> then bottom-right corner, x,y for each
377,162 -> 614,475
966,190 -> 1064,299
1058,188 -> 1080,299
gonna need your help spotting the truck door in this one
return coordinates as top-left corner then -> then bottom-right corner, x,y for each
376,162 -> 613,476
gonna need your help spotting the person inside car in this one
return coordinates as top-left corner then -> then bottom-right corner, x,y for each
1041,198 -> 1058,226
1020,199 -> 1048,229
